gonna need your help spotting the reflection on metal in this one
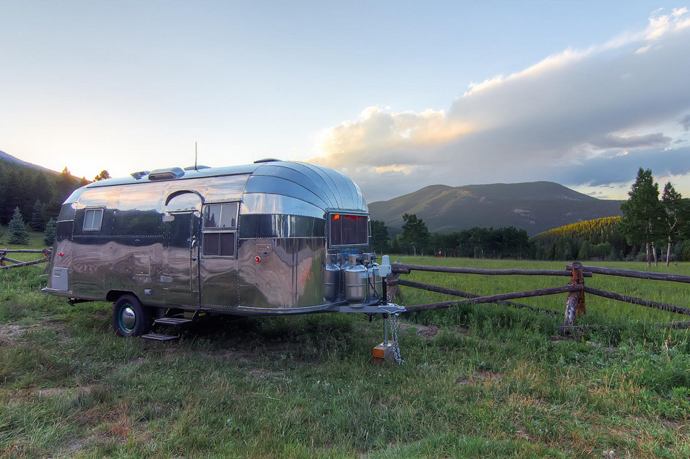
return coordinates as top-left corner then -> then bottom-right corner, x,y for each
344,255 -> 368,303
120,306 -> 136,330
44,160 -> 385,317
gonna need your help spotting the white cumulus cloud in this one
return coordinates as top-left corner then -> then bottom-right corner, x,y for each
313,8 -> 690,201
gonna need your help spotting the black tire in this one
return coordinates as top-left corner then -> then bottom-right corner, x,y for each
112,294 -> 152,337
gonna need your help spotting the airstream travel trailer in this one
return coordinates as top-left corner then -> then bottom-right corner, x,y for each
43,160 -> 401,339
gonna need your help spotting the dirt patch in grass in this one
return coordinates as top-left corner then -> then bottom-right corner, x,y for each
456,370 -> 504,386
0,323 -> 37,344
399,322 -> 441,339
35,384 -> 95,398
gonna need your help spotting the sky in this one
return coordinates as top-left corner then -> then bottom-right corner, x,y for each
1,1 -> 689,202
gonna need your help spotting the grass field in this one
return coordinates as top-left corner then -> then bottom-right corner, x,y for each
2,242 -> 690,457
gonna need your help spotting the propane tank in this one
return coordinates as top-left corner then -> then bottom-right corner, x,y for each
324,253 -> 341,302
344,254 -> 367,303
368,262 -> 381,301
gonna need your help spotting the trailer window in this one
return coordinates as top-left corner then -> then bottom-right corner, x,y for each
202,233 -> 235,257
329,214 -> 367,246
203,202 -> 238,229
82,208 -> 104,232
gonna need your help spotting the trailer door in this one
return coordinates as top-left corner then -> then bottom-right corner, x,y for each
161,193 -> 202,308
199,202 -> 239,308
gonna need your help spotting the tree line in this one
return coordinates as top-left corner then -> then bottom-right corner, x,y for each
372,168 -> 690,264
371,214 -> 531,259
0,158 -> 112,245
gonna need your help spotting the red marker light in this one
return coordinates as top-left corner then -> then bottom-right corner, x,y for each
255,256 -> 261,264
58,252 -> 65,257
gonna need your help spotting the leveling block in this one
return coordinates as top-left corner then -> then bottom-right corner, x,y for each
334,302 -> 405,364
372,342 -> 396,362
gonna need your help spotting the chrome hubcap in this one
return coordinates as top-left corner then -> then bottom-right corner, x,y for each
121,306 -> 136,331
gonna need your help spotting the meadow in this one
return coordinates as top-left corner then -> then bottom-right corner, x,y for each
1,239 -> 690,457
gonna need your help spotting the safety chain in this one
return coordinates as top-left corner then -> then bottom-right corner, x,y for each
387,313 -> 404,365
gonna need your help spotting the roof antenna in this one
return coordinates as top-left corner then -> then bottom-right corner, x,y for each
194,141 -> 198,171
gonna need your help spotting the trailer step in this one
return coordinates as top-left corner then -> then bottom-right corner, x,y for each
154,317 -> 194,326
141,332 -> 180,341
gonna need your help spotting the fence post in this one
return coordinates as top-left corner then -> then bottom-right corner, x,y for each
386,273 -> 400,303
0,251 -> 5,267
562,261 -> 586,330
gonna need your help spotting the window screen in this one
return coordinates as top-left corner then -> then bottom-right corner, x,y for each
83,209 -> 104,232
203,202 -> 238,229
203,232 -> 235,256
329,214 -> 368,246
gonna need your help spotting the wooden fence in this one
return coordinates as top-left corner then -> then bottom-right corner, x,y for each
388,261 -> 690,333
0,248 -> 52,270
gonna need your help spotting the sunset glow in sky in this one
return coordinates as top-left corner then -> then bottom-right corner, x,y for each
1,1 -> 689,201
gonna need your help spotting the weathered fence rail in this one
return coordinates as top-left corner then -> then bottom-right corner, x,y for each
0,248 -> 51,270
397,278 -> 560,316
389,260 -> 690,333
393,263 -> 591,277
571,264 -> 690,284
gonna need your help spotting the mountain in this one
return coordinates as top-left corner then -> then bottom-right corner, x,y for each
0,150 -> 83,225
368,181 -> 622,235
0,150 -> 55,174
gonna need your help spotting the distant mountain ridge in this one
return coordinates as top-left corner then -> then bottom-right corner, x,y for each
0,150 -> 55,174
368,181 -> 622,235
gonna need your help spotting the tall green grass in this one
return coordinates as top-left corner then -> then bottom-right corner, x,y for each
1,256 -> 689,457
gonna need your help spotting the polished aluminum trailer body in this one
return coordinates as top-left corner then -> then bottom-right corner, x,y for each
44,161 -> 374,316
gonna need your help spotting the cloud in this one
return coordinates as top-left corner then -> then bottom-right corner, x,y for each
313,8 -> 690,201
681,113 -> 690,130
587,132 -> 671,150
555,146 -> 690,186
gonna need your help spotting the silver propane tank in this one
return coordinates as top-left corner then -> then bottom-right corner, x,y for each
363,253 -> 381,301
344,254 -> 368,303
323,253 -> 341,301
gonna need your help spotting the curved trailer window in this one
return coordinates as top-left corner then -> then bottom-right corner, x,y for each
329,213 -> 368,246
202,202 -> 238,257
82,208 -> 104,232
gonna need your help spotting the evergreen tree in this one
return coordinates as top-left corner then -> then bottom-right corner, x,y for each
400,214 -> 430,256
621,168 -> 663,266
8,207 -> 29,245
370,220 -> 390,254
31,173 -> 52,205
577,240 -> 591,260
661,182 -> 687,266
44,218 -> 57,246
30,199 -> 46,231
94,170 -> 111,181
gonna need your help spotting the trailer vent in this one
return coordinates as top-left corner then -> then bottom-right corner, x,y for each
130,170 -> 150,180
148,167 -> 185,180
254,158 -> 281,163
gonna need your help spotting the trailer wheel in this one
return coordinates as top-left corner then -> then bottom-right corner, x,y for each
112,294 -> 152,337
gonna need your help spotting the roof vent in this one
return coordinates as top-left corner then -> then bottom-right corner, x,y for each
254,158 -> 281,163
183,165 -> 210,171
130,170 -> 150,180
148,167 -> 185,181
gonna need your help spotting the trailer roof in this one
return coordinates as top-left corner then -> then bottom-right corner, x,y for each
82,160 -> 367,212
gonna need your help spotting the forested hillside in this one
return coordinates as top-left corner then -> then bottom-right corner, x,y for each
0,151 -> 85,228
369,181 -> 622,235
531,216 -> 628,260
